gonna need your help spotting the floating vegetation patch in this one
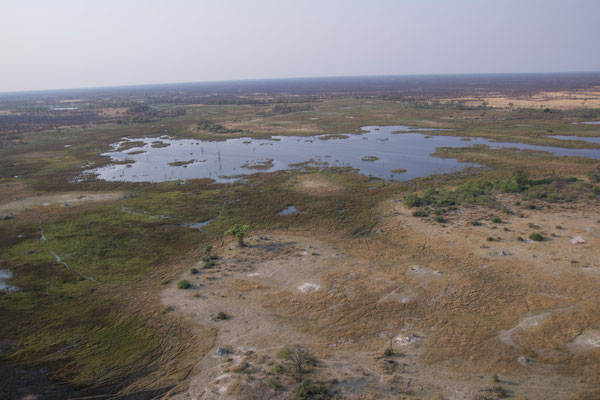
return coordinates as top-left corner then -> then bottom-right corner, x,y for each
318,134 -> 350,141
151,141 -> 171,148
168,159 -> 203,167
241,158 -> 274,170
362,156 -> 379,162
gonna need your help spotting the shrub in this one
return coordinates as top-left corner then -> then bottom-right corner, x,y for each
501,208 -> 513,215
491,216 -> 502,223
205,245 -> 213,253
403,194 -> 421,208
529,233 -> 544,241
269,379 -> 284,391
273,362 -> 283,373
215,311 -> 228,320
177,280 -> 191,289
294,380 -> 330,400
434,215 -> 446,223
412,209 -> 430,217
190,268 -> 199,274
469,220 -> 482,226
497,179 -> 522,193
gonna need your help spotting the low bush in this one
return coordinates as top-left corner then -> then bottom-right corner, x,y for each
294,380 -> 330,400
529,233 -> 544,241
403,194 -> 421,208
177,280 -> 191,289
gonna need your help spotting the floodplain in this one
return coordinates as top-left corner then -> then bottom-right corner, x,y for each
1,74 -> 600,400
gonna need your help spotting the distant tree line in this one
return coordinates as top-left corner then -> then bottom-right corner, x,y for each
257,104 -> 314,116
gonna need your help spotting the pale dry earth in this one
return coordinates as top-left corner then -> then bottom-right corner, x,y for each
0,191 -> 124,217
162,192 -> 600,399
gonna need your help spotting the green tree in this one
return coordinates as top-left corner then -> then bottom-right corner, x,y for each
225,224 -> 250,246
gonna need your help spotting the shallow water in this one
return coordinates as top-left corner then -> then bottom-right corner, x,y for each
550,135 -> 600,144
278,205 -> 301,215
0,269 -> 18,294
90,126 -> 600,183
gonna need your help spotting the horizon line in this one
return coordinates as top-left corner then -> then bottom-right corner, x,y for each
2,70 -> 600,95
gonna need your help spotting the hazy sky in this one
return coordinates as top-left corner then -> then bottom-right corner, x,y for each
1,0 -> 599,92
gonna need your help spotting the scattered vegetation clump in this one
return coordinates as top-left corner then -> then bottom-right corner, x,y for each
196,118 -> 244,133
434,215 -> 447,223
403,194 -> 421,208
470,220 -> 482,226
412,209 -> 430,217
273,361 -> 284,373
214,311 -> 229,320
405,170 -> 595,223
268,104 -> 314,115
529,233 -> 544,241
177,280 -> 191,289
294,379 -> 330,400
491,216 -> 502,223
269,378 -> 285,391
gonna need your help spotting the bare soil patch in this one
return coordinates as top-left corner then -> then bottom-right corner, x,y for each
288,174 -> 345,196
0,191 -> 124,217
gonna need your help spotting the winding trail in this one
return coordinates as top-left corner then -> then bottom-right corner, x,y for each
40,226 -> 97,282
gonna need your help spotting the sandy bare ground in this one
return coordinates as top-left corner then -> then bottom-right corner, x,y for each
163,197 -> 600,400
287,173 -> 345,196
0,191 -> 124,217
441,88 -> 600,110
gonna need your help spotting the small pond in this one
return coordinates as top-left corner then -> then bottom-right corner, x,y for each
89,126 -> 600,183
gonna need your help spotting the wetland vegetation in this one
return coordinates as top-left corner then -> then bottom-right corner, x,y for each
1,74 -> 600,399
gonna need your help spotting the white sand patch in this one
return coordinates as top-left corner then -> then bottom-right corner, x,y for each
566,329 -> 600,353
298,283 -> 320,293
571,236 -> 586,244
395,334 -> 422,347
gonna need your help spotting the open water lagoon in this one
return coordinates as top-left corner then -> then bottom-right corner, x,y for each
90,126 -> 600,183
